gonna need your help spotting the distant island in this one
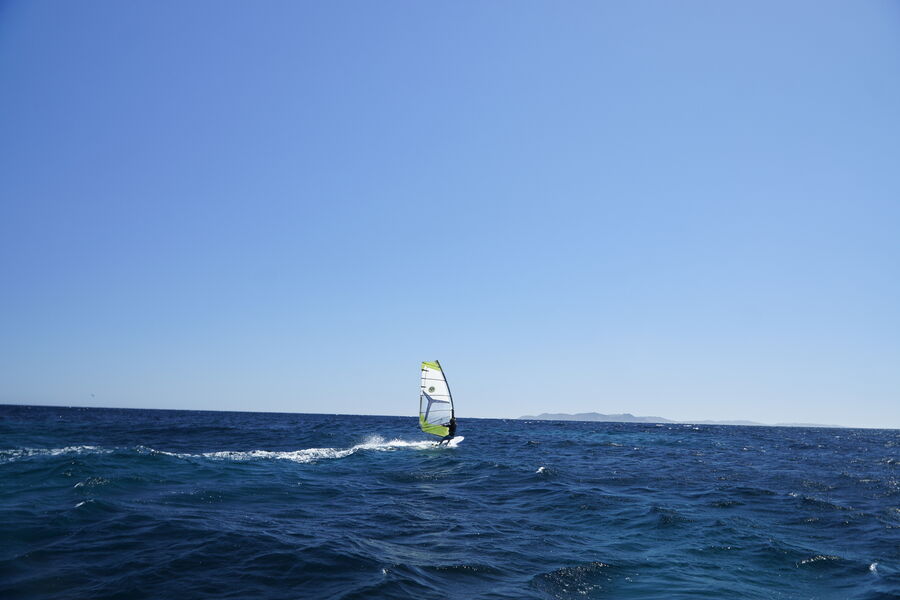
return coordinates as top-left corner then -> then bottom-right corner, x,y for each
517,412 -> 842,428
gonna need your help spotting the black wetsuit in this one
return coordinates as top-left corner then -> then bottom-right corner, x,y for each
440,419 -> 457,444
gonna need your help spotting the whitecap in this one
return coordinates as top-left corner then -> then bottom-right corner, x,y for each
0,445 -> 112,462
134,445 -> 181,457
798,555 -> 840,566
176,436 -> 438,465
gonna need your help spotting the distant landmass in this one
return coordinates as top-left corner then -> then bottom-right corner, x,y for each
517,412 -> 842,428
519,412 -> 673,424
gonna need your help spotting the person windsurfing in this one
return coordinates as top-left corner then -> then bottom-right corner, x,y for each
420,360 -> 463,446
438,416 -> 457,445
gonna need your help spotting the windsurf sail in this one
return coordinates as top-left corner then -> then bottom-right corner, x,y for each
420,360 -> 454,437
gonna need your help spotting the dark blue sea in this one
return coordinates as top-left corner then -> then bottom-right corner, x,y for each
1,405 -> 898,599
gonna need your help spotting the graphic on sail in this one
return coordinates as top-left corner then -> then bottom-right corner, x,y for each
420,360 -> 454,437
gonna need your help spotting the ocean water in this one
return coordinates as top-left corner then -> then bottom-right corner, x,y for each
1,405 -> 898,599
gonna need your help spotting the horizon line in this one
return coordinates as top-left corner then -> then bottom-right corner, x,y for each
0,402 -> 894,430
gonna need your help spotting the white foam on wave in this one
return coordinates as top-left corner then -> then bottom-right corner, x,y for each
798,555 -> 841,566
2,437 -> 441,466
200,447 -> 356,463
186,436 -> 438,464
0,445 -> 111,463
134,445 -> 181,458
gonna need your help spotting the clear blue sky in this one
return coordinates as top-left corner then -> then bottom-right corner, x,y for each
1,1 -> 898,428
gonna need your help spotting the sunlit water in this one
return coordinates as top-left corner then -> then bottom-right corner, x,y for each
2,405 -> 898,599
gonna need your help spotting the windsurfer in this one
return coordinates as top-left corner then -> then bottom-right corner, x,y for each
438,417 -> 457,445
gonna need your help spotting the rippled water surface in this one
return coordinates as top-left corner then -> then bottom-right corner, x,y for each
1,405 -> 898,599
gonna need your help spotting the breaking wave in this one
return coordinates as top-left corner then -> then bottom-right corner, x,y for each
1,437 -> 442,465
184,436 -> 439,464
0,445 -> 111,463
